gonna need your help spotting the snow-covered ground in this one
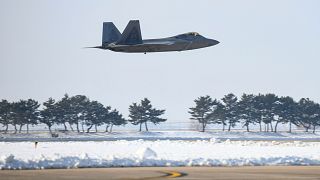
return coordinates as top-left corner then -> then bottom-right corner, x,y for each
1,131 -> 320,169
1,131 -> 320,142
1,140 -> 320,169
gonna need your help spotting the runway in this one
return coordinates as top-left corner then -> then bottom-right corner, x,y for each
1,166 -> 320,180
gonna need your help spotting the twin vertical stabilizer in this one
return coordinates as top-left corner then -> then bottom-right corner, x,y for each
102,20 -> 142,46
102,22 -> 121,46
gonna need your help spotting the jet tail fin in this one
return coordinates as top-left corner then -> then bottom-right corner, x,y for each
102,22 -> 122,46
117,20 -> 143,45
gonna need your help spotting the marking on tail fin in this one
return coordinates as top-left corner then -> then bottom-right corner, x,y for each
117,20 -> 142,45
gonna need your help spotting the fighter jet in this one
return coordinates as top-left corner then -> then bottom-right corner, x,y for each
89,20 -> 219,53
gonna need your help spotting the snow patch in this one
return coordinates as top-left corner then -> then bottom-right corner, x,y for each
135,147 -> 157,159
0,140 -> 320,169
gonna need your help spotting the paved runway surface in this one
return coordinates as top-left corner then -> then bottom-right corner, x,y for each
1,166 -> 320,180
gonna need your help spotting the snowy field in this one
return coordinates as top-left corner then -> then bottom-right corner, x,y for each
1,139 -> 320,169
1,131 -> 320,169
1,131 -> 320,142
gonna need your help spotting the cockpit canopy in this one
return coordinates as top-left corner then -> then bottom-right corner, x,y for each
186,32 -> 200,36
174,32 -> 201,39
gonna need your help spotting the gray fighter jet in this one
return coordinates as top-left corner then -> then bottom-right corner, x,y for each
90,20 -> 219,53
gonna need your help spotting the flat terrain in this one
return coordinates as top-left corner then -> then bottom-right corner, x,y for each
1,140 -> 320,169
2,131 -> 320,142
1,166 -> 320,180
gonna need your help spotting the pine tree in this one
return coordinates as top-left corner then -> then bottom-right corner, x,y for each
55,94 -> 71,131
128,102 -> 145,131
102,106 -> 112,132
69,95 -> 90,132
237,94 -> 257,132
206,99 -> 225,130
85,100 -> 105,133
263,94 -> 279,132
40,98 -> 56,133
108,109 -> 127,132
222,93 -> 238,131
24,99 -> 40,133
274,96 -> 298,133
129,98 -> 166,131
10,100 -> 27,133
297,98 -> 318,132
0,100 -> 12,133
253,94 -> 278,132
311,103 -> 320,133
189,95 -> 214,132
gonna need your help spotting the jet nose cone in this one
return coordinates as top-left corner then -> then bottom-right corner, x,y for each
208,39 -> 219,46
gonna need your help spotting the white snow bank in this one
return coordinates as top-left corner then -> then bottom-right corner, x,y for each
0,140 -> 320,169
136,147 -> 157,159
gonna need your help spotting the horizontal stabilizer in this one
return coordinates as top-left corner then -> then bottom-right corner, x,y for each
84,46 -> 103,49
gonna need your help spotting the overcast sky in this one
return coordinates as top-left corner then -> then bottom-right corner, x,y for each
1,0 -> 320,121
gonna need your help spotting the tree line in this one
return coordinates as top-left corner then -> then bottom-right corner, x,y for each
1,93 -> 319,134
0,95 -> 166,133
189,93 -> 320,133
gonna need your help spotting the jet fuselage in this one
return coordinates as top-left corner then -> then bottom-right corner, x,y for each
90,20 -> 219,53
104,36 -> 219,53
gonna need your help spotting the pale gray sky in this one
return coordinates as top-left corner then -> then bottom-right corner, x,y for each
1,0 -> 320,121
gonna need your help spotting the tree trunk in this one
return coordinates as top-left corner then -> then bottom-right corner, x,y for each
201,123 -> 206,132
76,123 -> 80,133
222,123 -> 225,131
110,124 -> 113,132
228,122 -> 231,131
139,123 -> 142,132
14,124 -> 17,134
289,120 -> 292,133
48,125 -> 52,134
4,124 -> 8,134
246,124 -> 249,132
19,124 -> 23,133
265,123 -> 267,132
270,122 -> 273,132
313,125 -> 316,134
274,121 -> 279,133
305,127 -> 309,132
145,122 -> 149,131
105,124 -> 110,132
69,124 -> 74,131
81,123 -> 85,133
63,123 -> 68,131
26,124 -> 29,134
86,124 -> 93,133
259,122 -> 262,132
95,125 -> 98,132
